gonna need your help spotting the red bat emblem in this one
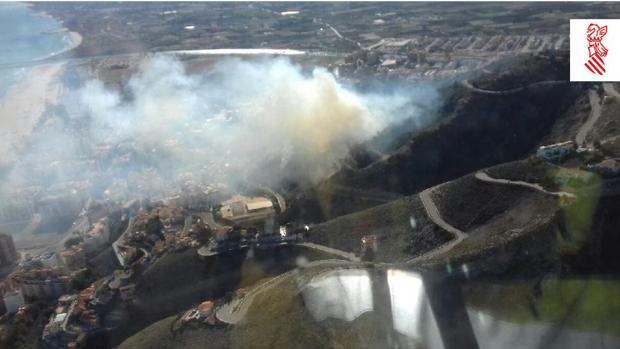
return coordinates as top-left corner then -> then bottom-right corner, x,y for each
585,23 -> 608,75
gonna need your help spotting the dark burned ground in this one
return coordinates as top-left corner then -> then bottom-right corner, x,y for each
308,195 -> 452,263
416,161 -> 563,276
423,185 -> 560,277
283,182 -> 404,224
430,161 -> 561,233
430,174 -> 541,232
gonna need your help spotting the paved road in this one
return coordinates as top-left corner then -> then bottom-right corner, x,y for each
475,171 -> 576,198
299,242 -> 360,262
575,89 -> 602,146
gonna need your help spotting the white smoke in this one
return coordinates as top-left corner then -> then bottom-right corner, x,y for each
76,56 -> 434,186
1,55 -> 439,202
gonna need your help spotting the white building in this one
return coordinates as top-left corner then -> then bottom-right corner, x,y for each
219,196 -> 276,226
3,290 -> 25,314
536,141 -> 575,161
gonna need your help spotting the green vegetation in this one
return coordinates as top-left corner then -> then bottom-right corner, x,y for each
464,279 -> 620,338
552,168 -> 602,257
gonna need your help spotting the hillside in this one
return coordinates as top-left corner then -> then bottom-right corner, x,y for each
307,153 -> 620,277
308,195 -> 451,262
288,53 -> 586,222
109,245 -> 340,346
119,266 -> 431,349
117,315 -> 229,349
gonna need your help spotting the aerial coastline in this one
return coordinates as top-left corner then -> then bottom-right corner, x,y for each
0,5 -> 82,168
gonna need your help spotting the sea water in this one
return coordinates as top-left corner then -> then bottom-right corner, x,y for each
0,3 -> 71,96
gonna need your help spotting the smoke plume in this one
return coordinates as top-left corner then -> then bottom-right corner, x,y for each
2,55 -> 439,202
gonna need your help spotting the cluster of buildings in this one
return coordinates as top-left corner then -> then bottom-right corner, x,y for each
199,193 -> 303,257
42,288 -> 96,348
9,268 -> 72,300
535,141 -> 620,179
335,33 -> 569,80
112,205 -> 204,268
58,218 -> 112,270
53,200 -> 132,272
42,268 -> 136,348
1,183 -> 290,345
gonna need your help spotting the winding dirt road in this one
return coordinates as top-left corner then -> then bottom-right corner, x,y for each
404,187 -> 467,264
419,188 -> 466,238
460,79 -> 567,96
474,171 -> 576,198
575,89 -> 602,146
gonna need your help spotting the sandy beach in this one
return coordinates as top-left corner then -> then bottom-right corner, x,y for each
0,63 -> 65,163
0,6 -> 83,165
52,30 -> 83,59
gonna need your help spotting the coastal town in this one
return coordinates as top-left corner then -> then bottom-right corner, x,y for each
2,2 -> 620,349
1,129 -> 620,347
0,185 -> 317,348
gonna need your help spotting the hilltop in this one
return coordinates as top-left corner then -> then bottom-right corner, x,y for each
288,53 -> 586,222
